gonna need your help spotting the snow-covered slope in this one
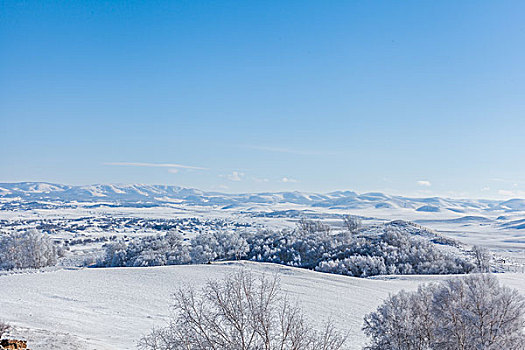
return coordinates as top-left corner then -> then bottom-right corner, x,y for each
1,262 -> 524,350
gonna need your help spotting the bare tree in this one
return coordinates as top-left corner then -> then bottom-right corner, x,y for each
138,271 -> 347,350
0,321 -> 10,339
296,218 -> 331,235
342,215 -> 361,234
363,274 -> 525,350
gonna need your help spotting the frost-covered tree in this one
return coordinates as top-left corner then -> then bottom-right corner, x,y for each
296,218 -> 331,235
190,231 -> 249,263
100,230 -> 249,267
100,231 -> 191,267
138,271 -> 347,350
363,274 -> 525,350
102,240 -> 128,267
432,274 -> 525,349
317,256 -> 387,277
362,286 -> 436,350
471,245 -> 491,272
0,229 -> 58,270
189,234 -> 218,264
342,215 -> 361,234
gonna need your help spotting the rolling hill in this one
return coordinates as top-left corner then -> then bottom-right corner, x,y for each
1,182 -> 522,213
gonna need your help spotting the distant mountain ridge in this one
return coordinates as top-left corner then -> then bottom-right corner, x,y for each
0,182 -> 524,212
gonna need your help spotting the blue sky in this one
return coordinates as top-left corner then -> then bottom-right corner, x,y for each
1,1 -> 524,198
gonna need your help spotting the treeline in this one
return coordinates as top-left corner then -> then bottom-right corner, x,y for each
99,219 -> 476,277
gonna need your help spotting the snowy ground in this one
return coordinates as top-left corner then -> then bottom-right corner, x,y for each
1,261 -> 524,350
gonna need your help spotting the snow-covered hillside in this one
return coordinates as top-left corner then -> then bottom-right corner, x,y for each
1,262 -> 524,350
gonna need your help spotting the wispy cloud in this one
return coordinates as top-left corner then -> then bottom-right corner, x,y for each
227,171 -> 244,181
104,162 -> 207,170
417,180 -> 432,187
281,177 -> 298,183
243,145 -> 330,156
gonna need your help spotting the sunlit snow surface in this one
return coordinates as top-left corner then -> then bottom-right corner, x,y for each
1,262 -> 524,350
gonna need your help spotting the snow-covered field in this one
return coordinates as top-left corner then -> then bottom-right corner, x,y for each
1,261 -> 524,350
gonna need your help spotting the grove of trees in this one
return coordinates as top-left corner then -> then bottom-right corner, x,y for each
100,220 -> 476,277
